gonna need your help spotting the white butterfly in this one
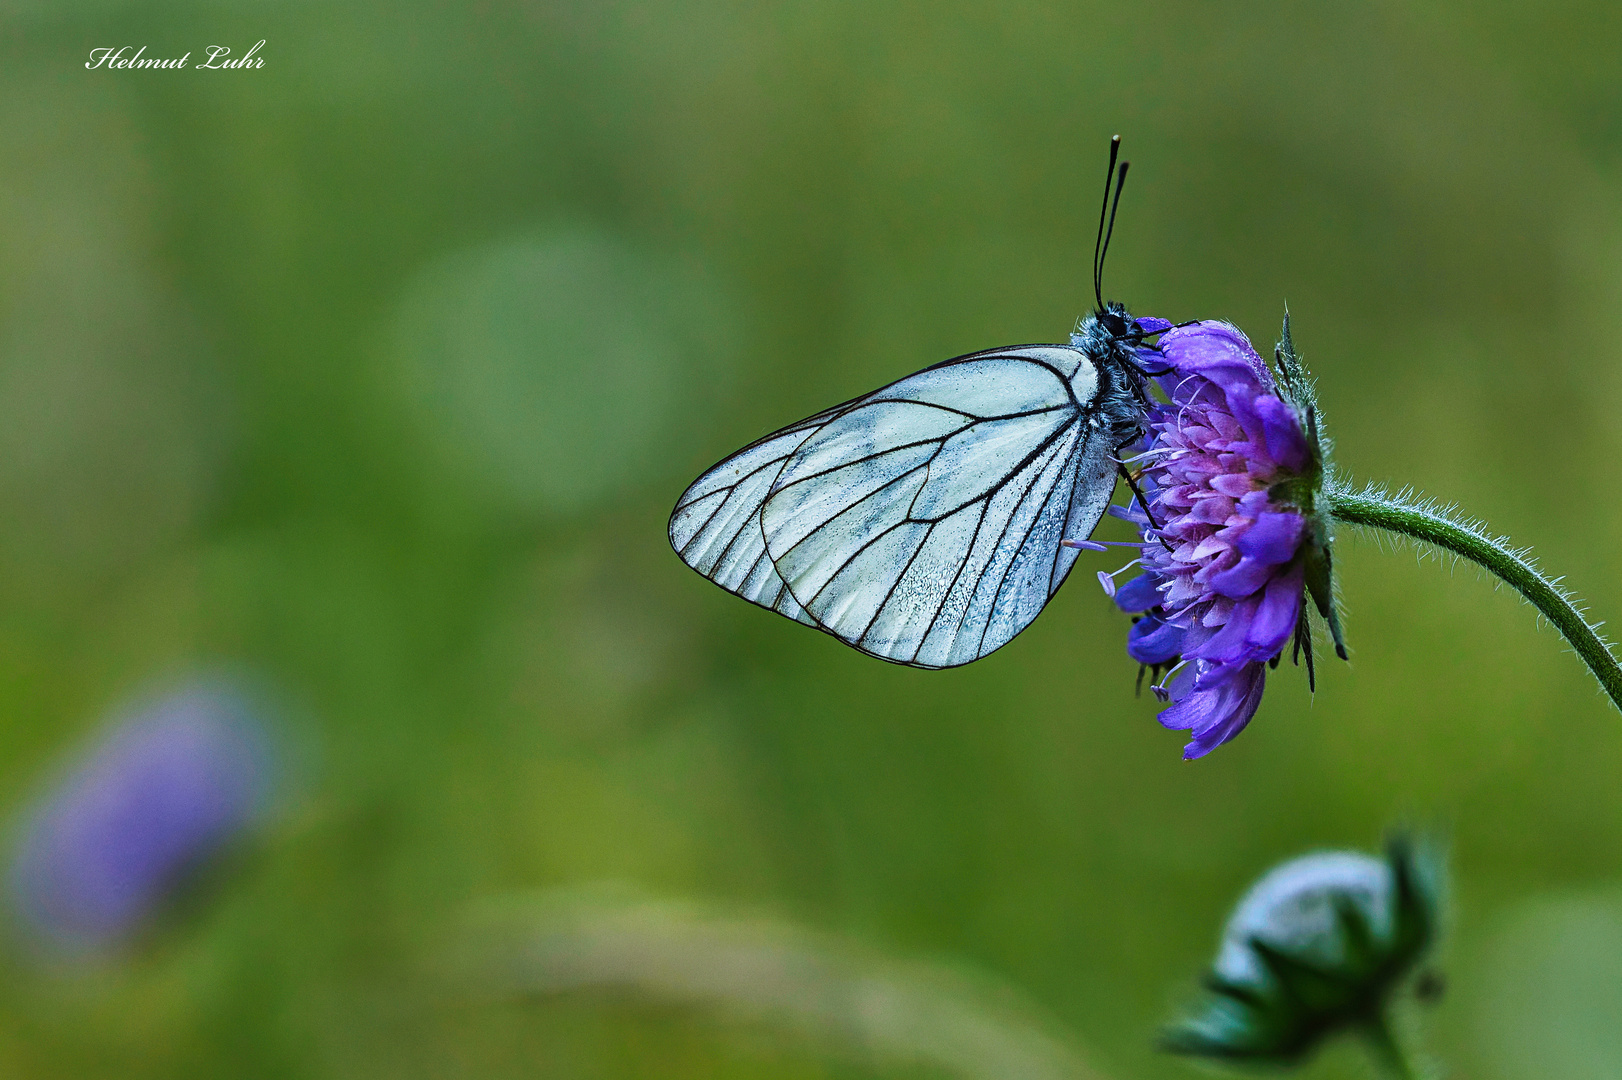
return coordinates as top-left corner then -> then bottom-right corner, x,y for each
669,139 -> 1170,668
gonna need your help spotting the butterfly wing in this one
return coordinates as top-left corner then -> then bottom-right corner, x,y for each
759,346 -> 1120,667
670,345 -> 1123,667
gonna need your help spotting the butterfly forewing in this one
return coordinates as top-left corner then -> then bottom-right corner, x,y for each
671,343 -> 1126,667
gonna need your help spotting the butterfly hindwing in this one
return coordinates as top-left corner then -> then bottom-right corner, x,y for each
670,404 -> 855,627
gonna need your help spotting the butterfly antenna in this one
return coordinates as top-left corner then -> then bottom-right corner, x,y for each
1093,135 -> 1121,313
1097,160 -> 1129,305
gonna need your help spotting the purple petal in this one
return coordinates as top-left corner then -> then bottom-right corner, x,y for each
1206,514 -> 1306,598
1246,571 -> 1304,654
1236,490 -> 1274,517
1236,512 -> 1306,565
1159,322 -> 1275,400
1135,316 -> 1174,334
1165,574 -> 1210,605
1209,473 -> 1255,498
1199,596 -> 1236,627
1156,664 -> 1203,729
1188,495 -> 1235,525
1207,556 -> 1280,599
1194,596 -> 1262,664
1174,663 -> 1267,759
1114,573 -> 1163,613
1252,395 -> 1310,473
1191,547 -> 1241,583
1128,614 -> 1185,666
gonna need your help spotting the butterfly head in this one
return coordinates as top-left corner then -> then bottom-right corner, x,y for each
1076,300 -> 1154,353
1096,302 -> 1134,342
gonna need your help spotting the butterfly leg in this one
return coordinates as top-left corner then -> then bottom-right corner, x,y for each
1115,462 -> 1173,551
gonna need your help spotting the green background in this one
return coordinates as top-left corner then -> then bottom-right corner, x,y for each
1,1 -> 1620,1077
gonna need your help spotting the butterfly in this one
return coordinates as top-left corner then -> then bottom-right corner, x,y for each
669,137 -> 1173,668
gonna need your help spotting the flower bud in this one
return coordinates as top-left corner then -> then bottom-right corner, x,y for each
1162,836 -> 1440,1063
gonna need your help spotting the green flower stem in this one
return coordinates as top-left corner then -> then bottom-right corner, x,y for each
1358,1013 -> 1421,1080
1326,486 -> 1622,714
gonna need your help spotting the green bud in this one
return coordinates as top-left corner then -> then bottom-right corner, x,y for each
1162,836 -> 1441,1064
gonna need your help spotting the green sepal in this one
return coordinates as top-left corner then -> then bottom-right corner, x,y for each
1275,305 -> 1305,389
1303,520 -> 1348,660
1274,309 -> 1349,661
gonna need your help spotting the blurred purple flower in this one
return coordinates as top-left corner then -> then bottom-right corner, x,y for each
10,677 -> 276,953
1108,319 -> 1342,759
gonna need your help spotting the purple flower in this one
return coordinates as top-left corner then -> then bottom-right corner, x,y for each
1108,318 -> 1343,759
10,677 -> 277,954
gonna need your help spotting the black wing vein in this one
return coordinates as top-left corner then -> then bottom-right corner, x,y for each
977,442 -> 1076,658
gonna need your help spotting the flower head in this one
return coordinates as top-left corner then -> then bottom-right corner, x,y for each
9,677 -> 277,955
1162,836 -> 1442,1063
1109,314 -> 1344,758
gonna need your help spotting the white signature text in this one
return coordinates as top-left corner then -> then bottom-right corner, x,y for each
86,41 -> 266,70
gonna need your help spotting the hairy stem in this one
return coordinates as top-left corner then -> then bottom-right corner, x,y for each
1326,486 -> 1622,714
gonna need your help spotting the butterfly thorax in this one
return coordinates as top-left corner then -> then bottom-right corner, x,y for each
1072,300 -> 1158,450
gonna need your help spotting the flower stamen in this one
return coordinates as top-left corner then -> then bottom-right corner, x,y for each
1093,557 -> 1143,598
